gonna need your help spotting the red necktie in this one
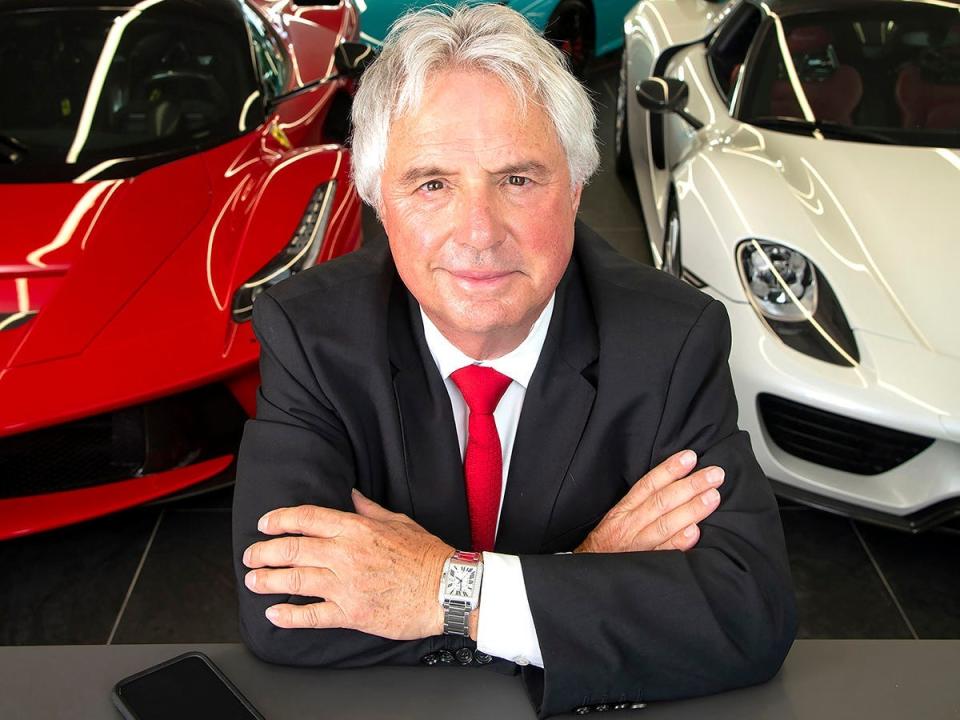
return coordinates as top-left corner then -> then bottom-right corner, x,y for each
450,365 -> 513,552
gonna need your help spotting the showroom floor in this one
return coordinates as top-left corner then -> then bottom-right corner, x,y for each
2,56 -> 957,647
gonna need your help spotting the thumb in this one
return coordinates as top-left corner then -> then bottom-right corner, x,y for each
352,488 -> 396,521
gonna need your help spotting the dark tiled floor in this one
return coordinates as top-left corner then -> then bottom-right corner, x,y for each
3,53 -> 958,648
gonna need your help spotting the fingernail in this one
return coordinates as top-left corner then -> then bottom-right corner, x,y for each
702,489 -> 720,505
680,450 -> 696,468
244,571 -> 257,589
708,467 -> 725,485
242,547 -> 251,566
265,607 -> 280,622
257,514 -> 269,532
683,524 -> 698,538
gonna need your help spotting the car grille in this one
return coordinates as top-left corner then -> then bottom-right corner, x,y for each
758,394 -> 935,475
0,385 -> 247,498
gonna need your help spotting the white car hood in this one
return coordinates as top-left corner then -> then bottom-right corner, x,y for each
714,127 -> 960,360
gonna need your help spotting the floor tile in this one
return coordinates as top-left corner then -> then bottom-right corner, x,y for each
111,511 -> 240,644
0,508 -> 160,645
856,522 -> 960,639
780,509 -> 912,639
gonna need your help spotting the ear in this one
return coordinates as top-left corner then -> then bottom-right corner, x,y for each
570,183 -> 583,215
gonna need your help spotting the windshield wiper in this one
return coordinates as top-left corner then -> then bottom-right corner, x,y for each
0,134 -> 28,164
747,116 -> 897,145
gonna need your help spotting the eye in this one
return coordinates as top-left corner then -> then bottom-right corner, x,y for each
420,180 -> 444,192
507,175 -> 529,186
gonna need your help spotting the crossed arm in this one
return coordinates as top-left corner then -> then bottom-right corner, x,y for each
241,449 -> 726,641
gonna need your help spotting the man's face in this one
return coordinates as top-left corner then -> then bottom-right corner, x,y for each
380,68 -> 582,358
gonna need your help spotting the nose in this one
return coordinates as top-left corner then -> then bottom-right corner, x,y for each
455,185 -> 504,253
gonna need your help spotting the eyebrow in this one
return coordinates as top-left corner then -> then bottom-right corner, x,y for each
397,160 -> 552,188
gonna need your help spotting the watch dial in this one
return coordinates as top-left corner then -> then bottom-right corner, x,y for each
446,565 -> 476,598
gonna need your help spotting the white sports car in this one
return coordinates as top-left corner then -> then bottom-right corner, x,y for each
617,0 -> 960,530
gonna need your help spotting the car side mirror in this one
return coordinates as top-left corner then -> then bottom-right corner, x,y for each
636,77 -> 704,130
334,42 -> 375,78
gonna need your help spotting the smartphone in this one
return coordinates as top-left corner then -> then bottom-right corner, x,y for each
112,651 -> 265,720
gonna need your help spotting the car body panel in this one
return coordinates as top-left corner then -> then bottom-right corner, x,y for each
622,0 -> 960,522
0,0 -> 363,538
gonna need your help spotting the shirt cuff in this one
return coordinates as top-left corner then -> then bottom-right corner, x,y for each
476,552 -> 544,668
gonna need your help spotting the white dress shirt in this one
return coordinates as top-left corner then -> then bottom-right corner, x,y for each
420,296 -> 554,669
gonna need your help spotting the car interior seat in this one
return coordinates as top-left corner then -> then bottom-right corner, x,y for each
895,24 -> 960,129
770,26 -> 863,124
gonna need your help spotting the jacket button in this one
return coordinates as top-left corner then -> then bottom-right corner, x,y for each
474,651 -> 493,665
455,648 -> 473,665
594,704 -> 611,712
420,652 -> 438,666
437,650 -> 456,665
612,703 -> 630,710
573,707 -> 591,715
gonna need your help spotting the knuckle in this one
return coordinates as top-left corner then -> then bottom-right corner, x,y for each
295,505 -> 317,530
288,568 -> 304,594
282,536 -> 301,564
655,514 -> 671,540
303,604 -> 323,628
652,488 -> 668,514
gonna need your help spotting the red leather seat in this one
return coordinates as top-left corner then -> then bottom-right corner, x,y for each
895,26 -> 960,129
769,26 -> 863,124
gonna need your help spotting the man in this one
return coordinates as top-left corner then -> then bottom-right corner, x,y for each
233,5 -> 797,717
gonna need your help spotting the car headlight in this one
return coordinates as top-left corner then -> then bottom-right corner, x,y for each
736,239 -> 859,367
232,182 -> 336,322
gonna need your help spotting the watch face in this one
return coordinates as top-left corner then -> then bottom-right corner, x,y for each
445,564 -> 476,598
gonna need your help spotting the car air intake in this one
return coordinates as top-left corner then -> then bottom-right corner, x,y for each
0,385 -> 246,498
757,393 -> 935,475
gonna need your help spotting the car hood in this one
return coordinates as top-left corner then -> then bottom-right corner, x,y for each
0,154 -> 211,368
712,126 -> 960,360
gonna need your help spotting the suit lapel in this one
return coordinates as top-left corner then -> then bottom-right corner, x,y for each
495,258 -> 599,554
388,278 -> 473,550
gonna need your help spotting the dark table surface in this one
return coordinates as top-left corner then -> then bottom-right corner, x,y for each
1,640 -> 959,719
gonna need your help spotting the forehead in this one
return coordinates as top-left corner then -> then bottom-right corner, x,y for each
385,68 -> 564,168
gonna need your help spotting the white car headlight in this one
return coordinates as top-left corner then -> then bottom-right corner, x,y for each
736,239 -> 859,367
740,241 -> 817,322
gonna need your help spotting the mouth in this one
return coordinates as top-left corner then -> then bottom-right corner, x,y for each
442,268 -> 517,290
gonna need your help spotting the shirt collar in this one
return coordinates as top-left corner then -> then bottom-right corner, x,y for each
420,293 -> 555,389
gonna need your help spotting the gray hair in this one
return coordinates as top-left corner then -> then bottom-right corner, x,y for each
350,3 -> 600,213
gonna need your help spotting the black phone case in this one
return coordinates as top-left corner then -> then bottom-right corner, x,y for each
111,651 -> 265,720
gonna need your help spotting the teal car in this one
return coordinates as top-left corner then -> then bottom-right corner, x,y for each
354,0 -> 637,75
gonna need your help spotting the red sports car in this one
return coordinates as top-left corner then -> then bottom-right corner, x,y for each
0,0 -> 365,538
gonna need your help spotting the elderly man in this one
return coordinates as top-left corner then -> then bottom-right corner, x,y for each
233,4 -> 796,717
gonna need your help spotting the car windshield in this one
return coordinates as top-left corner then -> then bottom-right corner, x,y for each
739,5 -> 960,148
0,4 -> 263,182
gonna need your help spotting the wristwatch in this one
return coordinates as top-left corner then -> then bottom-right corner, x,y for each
438,550 -> 483,636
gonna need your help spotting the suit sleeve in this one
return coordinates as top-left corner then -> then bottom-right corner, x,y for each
518,299 -> 798,717
232,292 -> 439,667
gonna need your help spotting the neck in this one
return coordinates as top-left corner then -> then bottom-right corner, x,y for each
435,324 -> 530,361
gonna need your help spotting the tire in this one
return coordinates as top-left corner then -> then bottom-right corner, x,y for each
661,192 -> 682,278
614,48 -> 632,177
545,0 -> 593,79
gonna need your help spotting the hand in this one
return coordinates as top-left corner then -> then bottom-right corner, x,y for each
242,490 -> 453,640
575,449 -> 724,554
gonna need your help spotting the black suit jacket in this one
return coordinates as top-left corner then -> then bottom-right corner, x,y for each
232,222 -> 797,717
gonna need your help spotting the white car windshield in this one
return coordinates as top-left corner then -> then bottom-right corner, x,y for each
740,4 -> 960,148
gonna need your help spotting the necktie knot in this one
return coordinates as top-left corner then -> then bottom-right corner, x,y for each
450,365 -> 512,415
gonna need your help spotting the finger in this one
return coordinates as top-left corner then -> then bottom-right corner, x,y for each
243,535 -> 328,569
265,601 -> 347,629
352,488 -> 401,522
619,449 -> 698,512
643,487 -> 721,547
244,566 -> 338,598
258,505 -> 348,537
654,524 -> 700,552
642,465 -> 725,526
